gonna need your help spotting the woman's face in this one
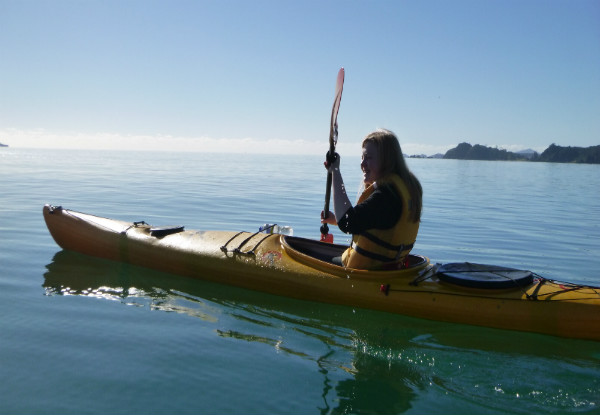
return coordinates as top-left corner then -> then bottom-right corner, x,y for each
361,141 -> 381,185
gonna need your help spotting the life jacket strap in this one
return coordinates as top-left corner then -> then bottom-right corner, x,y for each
352,239 -> 414,263
353,244 -> 397,263
361,231 -> 414,253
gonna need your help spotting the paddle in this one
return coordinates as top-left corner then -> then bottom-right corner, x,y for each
320,68 -> 345,243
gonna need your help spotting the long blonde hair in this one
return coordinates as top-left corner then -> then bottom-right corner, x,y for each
362,129 -> 423,222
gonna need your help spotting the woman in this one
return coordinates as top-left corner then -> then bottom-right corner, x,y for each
321,129 -> 423,269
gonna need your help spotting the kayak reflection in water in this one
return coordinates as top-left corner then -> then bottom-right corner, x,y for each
321,129 -> 423,270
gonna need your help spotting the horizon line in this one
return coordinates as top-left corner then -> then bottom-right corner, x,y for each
0,128 -> 555,156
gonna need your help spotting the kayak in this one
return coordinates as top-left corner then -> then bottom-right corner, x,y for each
42,204 -> 600,342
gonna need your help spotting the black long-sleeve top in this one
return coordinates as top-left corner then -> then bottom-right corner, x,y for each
337,183 -> 403,235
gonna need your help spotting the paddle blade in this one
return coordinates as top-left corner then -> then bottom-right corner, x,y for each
329,68 -> 345,150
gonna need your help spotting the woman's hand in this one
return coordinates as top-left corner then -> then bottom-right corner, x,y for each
323,152 -> 340,172
321,210 -> 337,225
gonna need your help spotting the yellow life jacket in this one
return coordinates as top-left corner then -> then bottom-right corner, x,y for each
341,174 -> 420,269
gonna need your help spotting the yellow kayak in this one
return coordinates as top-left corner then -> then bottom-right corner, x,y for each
42,204 -> 600,341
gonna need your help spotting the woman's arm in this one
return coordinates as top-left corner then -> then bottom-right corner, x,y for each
330,165 -> 353,223
324,153 -> 353,224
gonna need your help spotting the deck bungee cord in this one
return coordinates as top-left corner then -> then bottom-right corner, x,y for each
220,229 -> 276,257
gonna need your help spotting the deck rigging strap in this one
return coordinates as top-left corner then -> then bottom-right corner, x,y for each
121,221 -> 149,234
526,277 -> 546,300
409,263 -> 440,286
527,278 -> 600,300
60,208 -> 141,235
220,230 -> 274,256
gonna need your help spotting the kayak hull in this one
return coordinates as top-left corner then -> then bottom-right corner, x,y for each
43,205 -> 600,341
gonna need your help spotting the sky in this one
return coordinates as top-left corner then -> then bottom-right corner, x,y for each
1,0 -> 599,156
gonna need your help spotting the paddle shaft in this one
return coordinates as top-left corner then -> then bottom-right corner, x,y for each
320,168 -> 333,238
323,144 -> 335,217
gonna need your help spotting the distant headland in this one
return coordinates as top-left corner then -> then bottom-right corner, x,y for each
0,142 -> 8,147
410,143 -> 600,164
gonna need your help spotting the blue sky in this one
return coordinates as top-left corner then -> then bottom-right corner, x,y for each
1,0 -> 599,155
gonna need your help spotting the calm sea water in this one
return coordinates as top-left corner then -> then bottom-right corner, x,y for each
1,148 -> 599,415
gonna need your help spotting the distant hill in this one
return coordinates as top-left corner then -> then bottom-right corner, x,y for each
443,143 -> 599,164
0,142 -> 8,147
408,153 -> 445,159
443,143 -> 528,161
516,149 -> 537,159
535,144 -> 600,164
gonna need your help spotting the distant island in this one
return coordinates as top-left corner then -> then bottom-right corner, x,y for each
0,142 -> 8,147
438,143 -> 599,164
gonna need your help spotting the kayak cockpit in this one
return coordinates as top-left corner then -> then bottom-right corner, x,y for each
283,236 -> 346,262
281,235 -> 430,278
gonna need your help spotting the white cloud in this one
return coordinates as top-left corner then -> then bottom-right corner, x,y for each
0,128 -> 354,155
1,128 -> 459,156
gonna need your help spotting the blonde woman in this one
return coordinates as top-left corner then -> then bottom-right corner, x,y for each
321,129 -> 423,269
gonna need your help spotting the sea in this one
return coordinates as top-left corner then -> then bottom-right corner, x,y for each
1,148 -> 599,415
